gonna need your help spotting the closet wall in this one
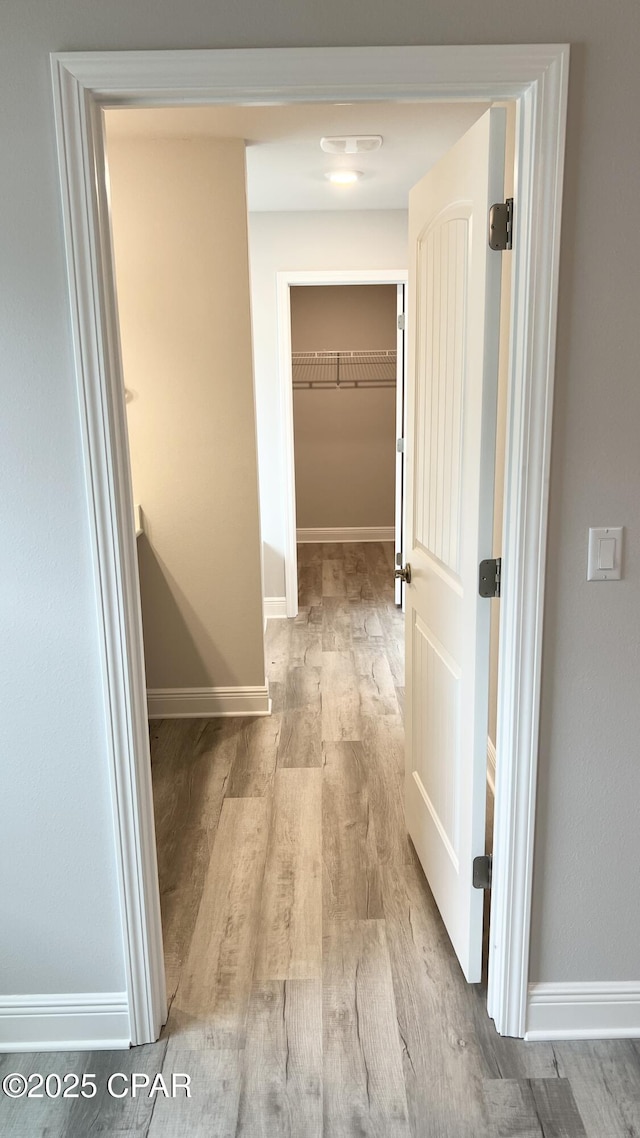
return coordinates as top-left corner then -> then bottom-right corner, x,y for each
292,285 -> 397,534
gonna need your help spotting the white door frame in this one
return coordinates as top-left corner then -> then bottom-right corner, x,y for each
50,44 -> 569,1044
277,268 -> 408,619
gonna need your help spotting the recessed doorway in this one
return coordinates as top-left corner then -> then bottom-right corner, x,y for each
51,44 -> 569,1050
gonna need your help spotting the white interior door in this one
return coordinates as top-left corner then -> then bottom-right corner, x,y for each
394,283 -> 406,606
404,108 -> 506,983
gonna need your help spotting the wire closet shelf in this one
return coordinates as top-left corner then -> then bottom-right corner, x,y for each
292,349 -> 397,390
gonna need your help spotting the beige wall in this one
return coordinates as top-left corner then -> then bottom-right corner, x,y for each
290,284 -> 398,353
106,133 -> 265,690
291,285 -> 397,529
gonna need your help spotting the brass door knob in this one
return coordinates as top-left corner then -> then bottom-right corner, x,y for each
395,563 -> 411,584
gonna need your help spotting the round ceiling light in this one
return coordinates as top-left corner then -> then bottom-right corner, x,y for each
326,170 -> 362,185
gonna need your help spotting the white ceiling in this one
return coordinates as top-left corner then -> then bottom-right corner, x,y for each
105,102 -> 490,212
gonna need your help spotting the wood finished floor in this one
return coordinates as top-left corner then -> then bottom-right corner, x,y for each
3,541 -> 640,1137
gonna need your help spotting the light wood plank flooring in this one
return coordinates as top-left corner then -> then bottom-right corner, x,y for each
3,542 -> 640,1136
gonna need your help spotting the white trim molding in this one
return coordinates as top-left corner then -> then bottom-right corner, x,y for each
263,596 -> 288,619
487,737 -> 497,795
297,526 -> 394,544
526,983 -> 640,1041
486,49 -> 570,1039
0,993 -> 130,1053
50,44 -> 569,1045
147,685 -> 271,718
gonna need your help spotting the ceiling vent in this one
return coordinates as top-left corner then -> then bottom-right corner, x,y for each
320,135 -> 383,155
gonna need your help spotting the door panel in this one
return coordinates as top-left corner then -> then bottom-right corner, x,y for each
414,209 -> 468,573
394,283 -> 406,606
404,108 -> 505,983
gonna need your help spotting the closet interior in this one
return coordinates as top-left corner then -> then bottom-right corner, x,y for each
291,284 -> 399,537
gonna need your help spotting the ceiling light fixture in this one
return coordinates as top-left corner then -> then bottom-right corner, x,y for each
326,170 -> 362,185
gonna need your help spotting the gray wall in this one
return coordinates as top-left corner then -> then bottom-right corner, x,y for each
2,0 -> 640,1003
291,286 -> 397,530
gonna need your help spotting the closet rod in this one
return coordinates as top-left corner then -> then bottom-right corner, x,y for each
292,348 -> 397,390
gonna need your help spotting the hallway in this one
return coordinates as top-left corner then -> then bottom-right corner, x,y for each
146,542 -> 626,1136
2,544 -> 639,1136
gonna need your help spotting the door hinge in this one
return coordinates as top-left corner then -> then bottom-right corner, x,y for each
473,854 -> 492,890
488,197 -> 514,251
479,557 -> 501,598
396,437 -> 405,453
397,313 -> 406,331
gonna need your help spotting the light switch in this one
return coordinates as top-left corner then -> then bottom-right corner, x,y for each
587,526 -> 623,581
598,538 -> 615,571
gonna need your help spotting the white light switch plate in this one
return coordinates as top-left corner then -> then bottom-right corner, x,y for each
587,526 -> 623,581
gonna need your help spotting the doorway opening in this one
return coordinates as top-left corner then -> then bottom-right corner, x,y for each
274,272 -> 409,618
291,284 -> 400,554
103,93 -> 513,1029
51,45 -> 569,1048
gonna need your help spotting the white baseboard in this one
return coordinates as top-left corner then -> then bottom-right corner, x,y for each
0,992 -> 130,1052
296,526 -> 394,543
147,685 -> 271,719
526,982 -> 640,1040
487,737 -> 497,795
263,596 -> 288,620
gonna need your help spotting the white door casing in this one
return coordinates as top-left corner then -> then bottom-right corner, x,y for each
50,46 -> 569,1046
405,109 -> 506,983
